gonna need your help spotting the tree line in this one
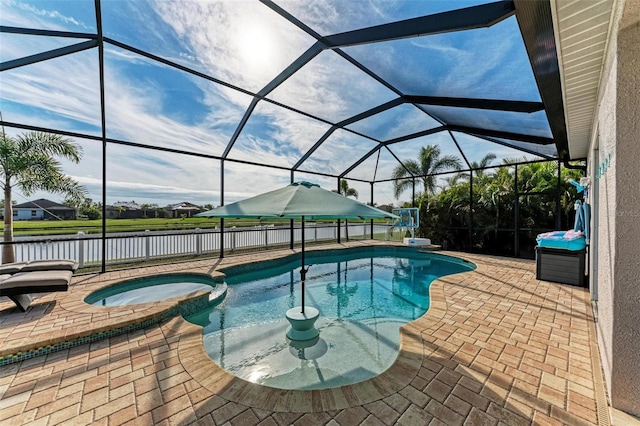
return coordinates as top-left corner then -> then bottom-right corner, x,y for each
63,199 -> 216,220
390,145 -> 583,257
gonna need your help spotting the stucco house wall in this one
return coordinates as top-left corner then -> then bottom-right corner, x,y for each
588,0 -> 640,417
13,209 -> 44,221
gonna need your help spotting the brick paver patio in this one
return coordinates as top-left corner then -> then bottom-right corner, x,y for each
0,243 -> 611,425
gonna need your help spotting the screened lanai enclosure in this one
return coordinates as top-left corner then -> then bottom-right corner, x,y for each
0,0 -> 586,271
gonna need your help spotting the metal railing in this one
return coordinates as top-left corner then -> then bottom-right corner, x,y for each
4,223 -> 394,269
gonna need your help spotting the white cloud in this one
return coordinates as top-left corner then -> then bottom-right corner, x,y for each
149,1 -> 397,170
0,40 -> 277,205
267,49 -> 397,124
0,33 -> 78,63
222,162 -> 292,203
78,176 -> 217,204
227,100 -> 332,166
1,1 -> 545,210
273,0 -> 395,35
0,0 -> 93,31
1,0 -> 427,192
409,39 -> 464,56
1,50 -> 102,132
152,1 -> 315,92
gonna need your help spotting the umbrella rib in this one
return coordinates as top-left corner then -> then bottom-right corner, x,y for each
281,190 -> 300,217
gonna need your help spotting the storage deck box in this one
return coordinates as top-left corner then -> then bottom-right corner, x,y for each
535,246 -> 586,287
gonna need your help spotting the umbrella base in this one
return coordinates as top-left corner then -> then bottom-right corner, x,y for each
285,306 -> 319,341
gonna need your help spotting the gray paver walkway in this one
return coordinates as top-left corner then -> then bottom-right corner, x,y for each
0,242 -> 611,425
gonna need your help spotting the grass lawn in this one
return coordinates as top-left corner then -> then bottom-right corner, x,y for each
12,217 -> 278,236
11,217 -> 388,237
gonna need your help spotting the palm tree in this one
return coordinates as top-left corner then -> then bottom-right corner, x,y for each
332,179 -> 359,240
472,153 -> 497,176
0,131 -> 86,263
476,166 -> 514,236
459,153 -> 497,180
392,145 -> 462,199
439,174 -> 464,191
333,179 -> 358,199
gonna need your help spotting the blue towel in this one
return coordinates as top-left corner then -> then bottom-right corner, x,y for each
573,200 -> 591,244
582,202 -> 590,242
574,200 -> 584,232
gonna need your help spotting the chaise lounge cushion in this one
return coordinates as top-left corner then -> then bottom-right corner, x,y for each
0,270 -> 73,296
0,259 -> 78,276
22,259 -> 79,272
0,262 -> 28,275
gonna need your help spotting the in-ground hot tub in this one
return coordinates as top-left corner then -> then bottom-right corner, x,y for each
84,273 -> 223,306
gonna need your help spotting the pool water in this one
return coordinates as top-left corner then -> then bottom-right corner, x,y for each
85,274 -> 218,306
186,248 -> 475,390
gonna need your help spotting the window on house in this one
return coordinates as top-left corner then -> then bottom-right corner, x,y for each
13,211 -> 17,216
31,210 -> 37,217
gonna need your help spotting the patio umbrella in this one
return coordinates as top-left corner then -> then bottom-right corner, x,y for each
196,182 -> 398,315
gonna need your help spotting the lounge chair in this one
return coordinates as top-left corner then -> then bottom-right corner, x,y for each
0,260 -> 77,312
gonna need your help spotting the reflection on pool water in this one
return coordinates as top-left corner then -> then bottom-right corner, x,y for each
85,274 -> 219,306
186,248 -> 475,390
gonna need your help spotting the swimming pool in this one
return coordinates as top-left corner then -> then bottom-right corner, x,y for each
186,247 -> 475,390
85,273 -> 220,306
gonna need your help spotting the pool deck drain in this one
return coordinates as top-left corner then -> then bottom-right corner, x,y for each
0,241 -> 612,425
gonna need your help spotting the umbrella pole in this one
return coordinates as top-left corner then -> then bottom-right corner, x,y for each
301,216 -> 305,314
286,215 -> 318,341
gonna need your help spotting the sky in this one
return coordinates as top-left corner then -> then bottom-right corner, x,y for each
0,0 -> 556,208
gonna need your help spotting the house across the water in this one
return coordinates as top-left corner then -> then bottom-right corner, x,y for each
9,198 -> 76,220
